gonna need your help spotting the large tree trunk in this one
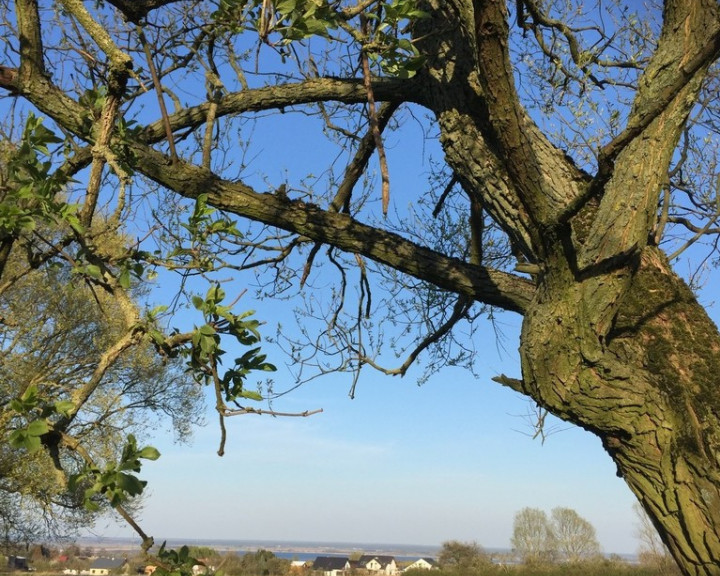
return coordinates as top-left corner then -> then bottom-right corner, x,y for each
414,2 -> 720,574
519,247 -> 720,575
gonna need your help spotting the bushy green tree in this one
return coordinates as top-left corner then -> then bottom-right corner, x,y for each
0,119 -> 279,552
238,550 -> 290,576
437,540 -> 490,573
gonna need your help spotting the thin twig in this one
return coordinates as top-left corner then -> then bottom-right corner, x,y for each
223,407 -> 323,417
137,27 -> 178,161
361,15 -> 390,216
433,174 -> 459,218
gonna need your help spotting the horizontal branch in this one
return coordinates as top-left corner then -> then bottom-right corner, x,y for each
142,77 -> 415,144
223,407 -> 324,417
0,35 -> 533,314
129,141 -> 536,314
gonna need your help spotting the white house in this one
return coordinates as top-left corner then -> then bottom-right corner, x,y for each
404,559 -> 437,571
87,558 -> 127,576
357,556 -> 398,575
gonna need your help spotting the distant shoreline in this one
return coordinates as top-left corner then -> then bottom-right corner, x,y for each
73,537 -> 445,558
71,537 -> 638,563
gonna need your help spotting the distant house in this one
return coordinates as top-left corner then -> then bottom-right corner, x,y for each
88,558 -> 128,575
357,556 -> 398,575
404,559 -> 437,571
312,556 -> 350,576
290,561 -> 309,571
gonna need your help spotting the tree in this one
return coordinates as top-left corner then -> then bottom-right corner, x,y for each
437,541 -> 490,573
0,105 -> 280,551
511,508 -> 556,565
0,207 -> 209,542
238,550 -> 290,576
1,0 -> 720,574
549,507 -> 600,563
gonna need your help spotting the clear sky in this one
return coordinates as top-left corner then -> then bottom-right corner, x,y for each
85,79 -> 720,559
91,289 -> 661,556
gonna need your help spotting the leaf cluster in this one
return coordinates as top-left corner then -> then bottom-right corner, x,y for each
68,434 -> 160,510
214,0 -> 427,78
7,385 -> 73,454
188,283 -> 276,403
0,113 -> 78,237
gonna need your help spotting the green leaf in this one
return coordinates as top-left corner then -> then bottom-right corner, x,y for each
20,385 -> 40,405
26,419 -> 50,436
148,304 -> 169,318
118,268 -> 132,289
8,430 -> 28,450
199,323 -> 217,337
206,284 -> 225,305
138,446 -> 161,461
9,430 -> 42,453
238,389 -> 263,401
115,472 -> 146,497
148,329 -> 166,346
54,400 -> 75,416
85,264 -> 103,279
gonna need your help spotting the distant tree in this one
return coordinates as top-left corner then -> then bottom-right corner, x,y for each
239,550 -> 290,576
550,507 -> 601,563
64,544 -> 82,559
437,541 -> 490,573
187,547 -> 220,561
511,508 -> 556,565
214,553 -> 244,576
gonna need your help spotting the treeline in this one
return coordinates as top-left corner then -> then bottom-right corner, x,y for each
431,504 -> 681,576
408,562 -> 673,576
427,540 -> 680,576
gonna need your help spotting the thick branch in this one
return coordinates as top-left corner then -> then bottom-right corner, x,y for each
15,0 -> 46,81
471,0 -> 587,230
598,24 -> 720,175
415,1 -> 586,264
141,77 -> 414,143
579,0 -> 720,271
129,141 -> 535,314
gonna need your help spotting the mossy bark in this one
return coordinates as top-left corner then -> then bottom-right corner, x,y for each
520,247 -> 720,575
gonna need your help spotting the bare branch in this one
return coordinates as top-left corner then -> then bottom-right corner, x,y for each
141,77 -> 414,144
223,407 -> 324,417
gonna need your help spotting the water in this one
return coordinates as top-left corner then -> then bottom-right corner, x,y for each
76,537 -> 443,560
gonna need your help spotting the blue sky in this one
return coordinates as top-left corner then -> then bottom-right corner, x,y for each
85,71 -> 720,559
91,292 -> 648,555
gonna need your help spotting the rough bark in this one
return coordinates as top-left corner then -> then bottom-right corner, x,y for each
415,2 -> 720,573
520,247 -> 720,575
